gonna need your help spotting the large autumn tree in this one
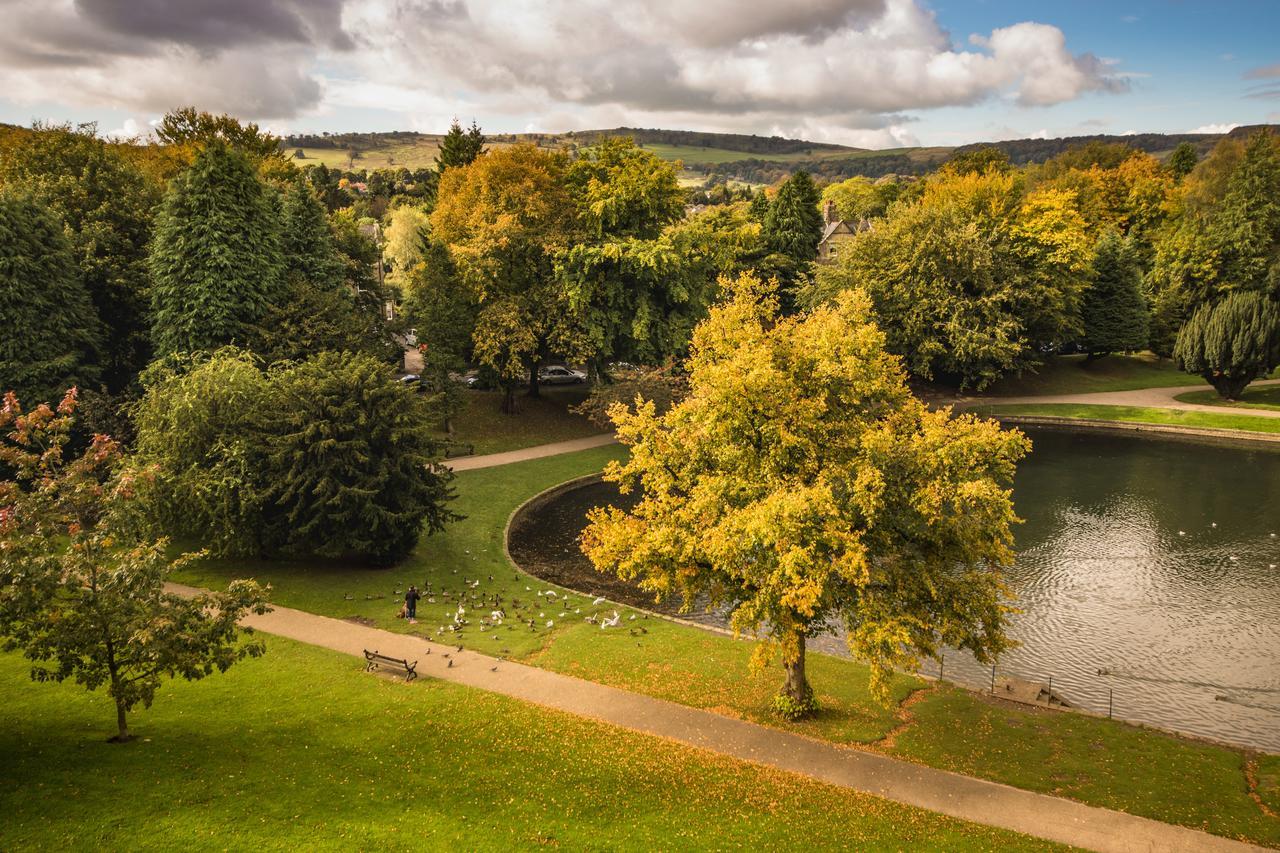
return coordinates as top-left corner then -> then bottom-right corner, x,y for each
430,144 -> 584,411
149,142 -> 285,356
806,168 -> 1091,389
581,276 -> 1028,715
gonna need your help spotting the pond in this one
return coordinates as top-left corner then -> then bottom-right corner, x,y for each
507,427 -> 1280,752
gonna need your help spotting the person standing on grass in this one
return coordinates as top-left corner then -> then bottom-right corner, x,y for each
405,585 -> 421,619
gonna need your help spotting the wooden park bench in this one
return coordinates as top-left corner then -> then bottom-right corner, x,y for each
363,649 -> 418,682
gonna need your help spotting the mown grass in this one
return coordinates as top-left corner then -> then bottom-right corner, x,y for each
978,353 -> 1199,396
172,445 -> 1280,846
974,403 -> 1280,435
901,688 -> 1280,844
0,638 -> 1057,852
1175,384 -> 1280,411
435,387 -> 601,456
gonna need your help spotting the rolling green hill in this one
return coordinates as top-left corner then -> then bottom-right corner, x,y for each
282,124 -> 1279,184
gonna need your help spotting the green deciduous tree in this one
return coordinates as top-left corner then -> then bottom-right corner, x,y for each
943,146 -> 1011,176
558,137 -> 710,372
819,175 -> 901,222
582,276 -> 1027,712
149,142 -> 285,356
155,107 -> 286,166
806,169 -> 1091,389
383,204 -> 432,290
0,190 -> 102,404
0,390 -> 269,742
564,137 -> 685,240
1174,291 -> 1280,399
435,119 -> 486,172
1079,232 -> 1149,359
0,123 -> 160,390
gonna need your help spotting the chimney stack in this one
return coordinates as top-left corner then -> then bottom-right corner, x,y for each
823,199 -> 838,225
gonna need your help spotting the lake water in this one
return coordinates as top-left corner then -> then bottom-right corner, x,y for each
508,427 -> 1280,752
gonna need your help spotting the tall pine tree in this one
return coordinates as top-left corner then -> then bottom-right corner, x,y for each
0,190 -> 102,404
763,171 -> 824,263
435,119 -> 486,172
149,142 -> 285,356
1079,232 -> 1149,359
281,174 -> 345,289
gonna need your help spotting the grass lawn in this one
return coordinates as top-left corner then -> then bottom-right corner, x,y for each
978,353 -> 1200,397
1175,384 -> 1280,411
0,638 -> 1055,852
173,446 -> 1280,847
973,403 -> 1280,435
436,387 -> 602,456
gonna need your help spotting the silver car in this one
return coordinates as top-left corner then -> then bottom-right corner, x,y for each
537,365 -> 587,385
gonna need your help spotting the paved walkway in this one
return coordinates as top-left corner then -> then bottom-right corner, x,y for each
168,583 -> 1262,853
963,378 -> 1280,419
447,433 -> 618,471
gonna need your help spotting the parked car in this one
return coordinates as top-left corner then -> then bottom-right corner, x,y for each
398,373 -> 425,392
537,365 -> 587,385
449,370 -> 485,389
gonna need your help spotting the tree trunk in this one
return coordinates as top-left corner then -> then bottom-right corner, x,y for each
527,362 -> 541,398
782,636 -> 811,702
1207,371 -> 1254,401
501,384 -> 517,415
113,698 -> 131,743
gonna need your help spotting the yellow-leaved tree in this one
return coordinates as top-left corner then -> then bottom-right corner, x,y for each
581,275 -> 1029,716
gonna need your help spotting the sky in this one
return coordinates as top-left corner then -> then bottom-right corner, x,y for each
0,0 -> 1277,149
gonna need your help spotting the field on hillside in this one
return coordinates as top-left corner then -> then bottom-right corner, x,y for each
292,137 -> 525,171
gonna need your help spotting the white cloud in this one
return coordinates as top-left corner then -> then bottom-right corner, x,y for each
0,0 -> 1129,147
1189,122 -> 1240,134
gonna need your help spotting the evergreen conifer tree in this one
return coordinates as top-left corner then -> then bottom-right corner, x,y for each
281,174 -> 345,289
435,119 -> 486,171
0,191 -> 102,403
1168,142 -> 1198,178
1079,232 -> 1149,359
1174,291 -> 1280,399
263,352 -> 458,563
763,171 -> 824,263
148,142 -> 285,355
0,123 -> 158,390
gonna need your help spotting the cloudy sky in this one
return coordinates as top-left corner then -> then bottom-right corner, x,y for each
0,0 -> 1277,148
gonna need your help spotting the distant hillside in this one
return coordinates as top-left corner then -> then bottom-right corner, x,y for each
281,125 -> 1280,184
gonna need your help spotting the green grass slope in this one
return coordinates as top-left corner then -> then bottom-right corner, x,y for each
173,446 -> 1280,846
0,637 -> 1055,851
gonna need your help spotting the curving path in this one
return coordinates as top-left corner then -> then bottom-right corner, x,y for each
962,378 -> 1280,419
167,582 -> 1262,853
446,433 -> 618,471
